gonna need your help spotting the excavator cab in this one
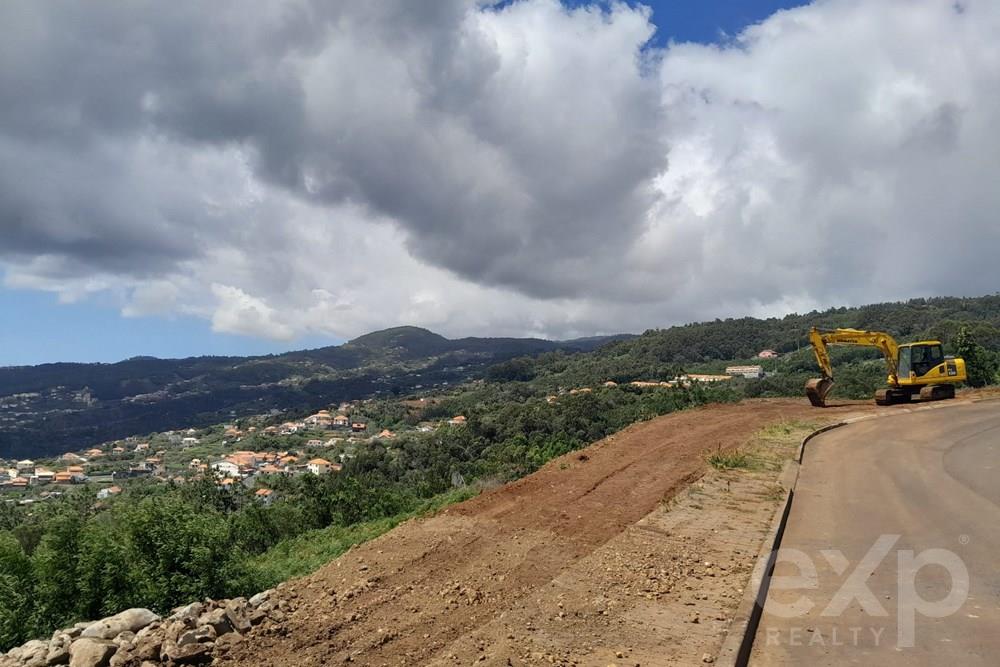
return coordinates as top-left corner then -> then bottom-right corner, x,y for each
898,343 -> 944,380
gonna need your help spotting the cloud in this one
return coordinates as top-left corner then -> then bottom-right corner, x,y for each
210,284 -> 295,340
1,0 -> 999,343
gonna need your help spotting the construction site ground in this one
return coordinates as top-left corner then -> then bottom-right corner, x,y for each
219,398 -> 875,667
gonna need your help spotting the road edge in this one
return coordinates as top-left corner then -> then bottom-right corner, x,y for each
715,420 -> 847,667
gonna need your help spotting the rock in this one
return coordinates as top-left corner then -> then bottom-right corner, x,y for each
213,633 -> 243,654
45,639 -> 71,666
80,610 -> 160,641
169,602 -> 204,623
163,642 -> 211,665
129,626 -> 165,663
17,640 -> 49,667
196,608 -> 233,636
68,638 -> 116,667
702,654 -> 715,664
248,590 -> 271,608
223,608 -> 251,634
176,626 -> 216,647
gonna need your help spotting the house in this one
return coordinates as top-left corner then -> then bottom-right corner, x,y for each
259,464 -> 284,475
376,429 -> 396,439
33,468 -> 55,485
306,439 -> 325,448
15,460 -> 35,475
54,471 -> 74,485
255,488 -> 275,506
85,448 -> 104,458
448,415 -> 467,426
725,365 -> 765,379
332,415 -> 350,428
181,437 -> 199,446
189,458 -> 202,469
279,455 -> 299,468
9,477 -> 28,489
305,411 -> 333,429
307,458 -> 332,475
135,443 -> 150,453
97,485 -> 122,500
757,349 -> 779,359
66,465 -> 87,481
112,446 -> 126,454
61,452 -> 85,464
211,460 -> 241,478
350,422 -> 367,433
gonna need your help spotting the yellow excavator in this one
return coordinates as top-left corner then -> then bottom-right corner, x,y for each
805,327 -> 967,407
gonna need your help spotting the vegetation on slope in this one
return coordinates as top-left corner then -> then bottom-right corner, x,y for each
0,381 -> 734,651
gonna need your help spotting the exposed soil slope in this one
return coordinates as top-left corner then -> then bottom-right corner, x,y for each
220,399 -> 872,667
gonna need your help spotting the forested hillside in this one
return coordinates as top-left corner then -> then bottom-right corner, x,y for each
0,328 -> 626,458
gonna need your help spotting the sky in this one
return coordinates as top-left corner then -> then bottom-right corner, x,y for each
1,0 -> 998,366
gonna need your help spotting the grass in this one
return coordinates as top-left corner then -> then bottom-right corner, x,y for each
245,487 -> 479,587
708,419 -> 823,473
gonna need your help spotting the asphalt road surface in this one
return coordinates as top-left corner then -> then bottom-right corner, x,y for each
751,400 -> 1000,665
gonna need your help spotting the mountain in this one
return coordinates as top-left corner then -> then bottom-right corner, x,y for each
0,327 -> 627,459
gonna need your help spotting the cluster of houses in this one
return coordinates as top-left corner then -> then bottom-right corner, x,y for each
261,410 -> 367,436
2,399 -> 471,501
1,457 -> 90,489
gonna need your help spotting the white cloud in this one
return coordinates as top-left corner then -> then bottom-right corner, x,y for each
209,284 -> 294,340
1,0 -> 1000,344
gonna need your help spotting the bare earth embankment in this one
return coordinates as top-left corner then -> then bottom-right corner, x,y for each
218,399 -> 873,667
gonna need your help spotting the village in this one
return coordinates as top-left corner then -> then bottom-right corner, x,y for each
0,399 -> 470,506
0,352 -> 781,508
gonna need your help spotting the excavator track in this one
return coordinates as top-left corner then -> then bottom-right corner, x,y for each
919,384 -> 956,401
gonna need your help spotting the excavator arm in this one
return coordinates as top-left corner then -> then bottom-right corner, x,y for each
805,327 -> 900,407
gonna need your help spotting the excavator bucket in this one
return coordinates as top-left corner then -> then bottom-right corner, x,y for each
805,377 -> 834,407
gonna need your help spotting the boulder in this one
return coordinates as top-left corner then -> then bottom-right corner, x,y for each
45,637 -> 71,666
68,638 -> 116,667
168,602 -> 204,623
196,609 -> 232,637
129,626 -> 165,663
176,626 -> 216,648
163,642 -> 211,665
247,590 -> 271,608
17,640 -> 49,667
80,610 -> 159,641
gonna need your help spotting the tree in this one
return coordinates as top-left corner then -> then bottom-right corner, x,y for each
955,326 -> 998,388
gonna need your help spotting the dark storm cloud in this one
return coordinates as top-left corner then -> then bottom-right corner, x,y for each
0,0 -> 667,299
2,0 -> 1000,341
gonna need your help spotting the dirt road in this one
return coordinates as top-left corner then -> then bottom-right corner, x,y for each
752,399 -> 1000,665
219,399 -> 870,667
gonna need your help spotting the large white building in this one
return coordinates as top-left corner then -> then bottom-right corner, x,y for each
725,365 -> 765,379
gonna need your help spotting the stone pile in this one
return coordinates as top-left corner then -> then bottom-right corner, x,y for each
0,589 -> 278,667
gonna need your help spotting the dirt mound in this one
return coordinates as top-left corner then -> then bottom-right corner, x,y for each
219,399 -> 870,667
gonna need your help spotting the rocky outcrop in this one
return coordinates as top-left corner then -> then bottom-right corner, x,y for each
0,592 -> 279,667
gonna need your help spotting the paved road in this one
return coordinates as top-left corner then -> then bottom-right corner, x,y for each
751,400 -> 1000,665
